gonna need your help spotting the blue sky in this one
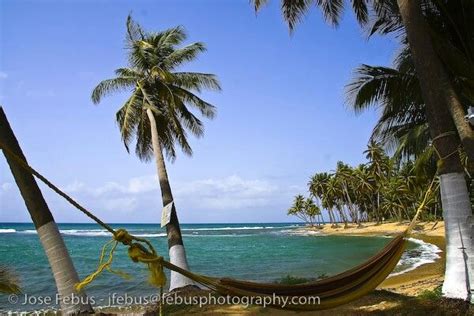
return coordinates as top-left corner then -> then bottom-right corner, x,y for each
0,0 -> 398,223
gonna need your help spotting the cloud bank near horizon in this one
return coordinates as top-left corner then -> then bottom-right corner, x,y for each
0,174 -> 303,223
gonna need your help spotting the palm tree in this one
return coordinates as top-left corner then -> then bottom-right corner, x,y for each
376,2 -> 473,300
326,175 -> 349,228
0,107 -> 93,314
353,164 -> 374,223
91,16 -> 221,290
364,141 -> 391,223
335,162 -> 360,225
304,198 -> 321,227
309,172 -> 334,226
253,0 -> 473,301
288,195 -> 308,224
0,265 -> 20,294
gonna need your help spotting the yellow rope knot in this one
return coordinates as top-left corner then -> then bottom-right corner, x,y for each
114,228 -> 133,245
126,244 -> 167,287
128,244 -> 145,262
75,228 -> 167,292
148,260 -> 166,288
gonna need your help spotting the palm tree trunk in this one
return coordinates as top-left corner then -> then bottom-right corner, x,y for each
440,173 -> 473,301
0,107 -> 93,314
397,0 -> 474,302
146,108 -> 194,291
343,184 -> 358,225
327,209 -> 334,226
376,192 -> 381,224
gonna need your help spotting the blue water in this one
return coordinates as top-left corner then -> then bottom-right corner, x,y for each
0,222 -> 439,311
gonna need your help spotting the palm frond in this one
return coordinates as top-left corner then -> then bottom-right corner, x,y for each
281,0 -> 313,31
173,72 -> 221,92
91,77 -> 136,104
154,26 -> 187,48
253,0 -> 268,11
346,64 -> 419,113
115,89 -> 143,152
316,0 -> 344,27
368,0 -> 403,36
351,0 -> 368,25
126,14 -> 145,46
164,43 -> 206,69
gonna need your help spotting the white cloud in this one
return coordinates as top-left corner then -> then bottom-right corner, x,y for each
0,71 -> 7,79
64,180 -> 85,192
127,175 -> 158,193
92,181 -> 126,196
60,174 -> 288,212
103,197 -> 137,212
173,175 -> 279,210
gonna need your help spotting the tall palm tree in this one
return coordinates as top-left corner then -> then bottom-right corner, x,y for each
364,141 -> 391,223
353,164 -> 375,222
376,1 -> 473,301
326,175 -> 349,228
0,107 -> 93,314
309,172 -> 335,226
253,0 -> 473,301
335,162 -> 360,225
91,16 -> 221,290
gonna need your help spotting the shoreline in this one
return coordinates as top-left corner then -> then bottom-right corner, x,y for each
297,221 -> 445,296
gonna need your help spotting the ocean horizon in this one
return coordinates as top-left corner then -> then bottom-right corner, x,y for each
0,222 -> 440,312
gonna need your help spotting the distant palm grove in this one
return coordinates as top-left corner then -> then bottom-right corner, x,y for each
290,141 -> 445,227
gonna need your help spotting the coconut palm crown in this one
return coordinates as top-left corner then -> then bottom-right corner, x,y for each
92,15 -> 221,161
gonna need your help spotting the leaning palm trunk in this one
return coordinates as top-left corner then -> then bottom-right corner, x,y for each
397,0 -> 474,302
0,108 -> 93,314
146,108 -> 194,291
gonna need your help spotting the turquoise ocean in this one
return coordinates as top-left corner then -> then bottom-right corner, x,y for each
0,222 -> 441,312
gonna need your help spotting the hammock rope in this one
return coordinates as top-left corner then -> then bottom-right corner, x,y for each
0,142 -> 438,311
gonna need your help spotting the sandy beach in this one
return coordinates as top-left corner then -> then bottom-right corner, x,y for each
301,221 -> 446,297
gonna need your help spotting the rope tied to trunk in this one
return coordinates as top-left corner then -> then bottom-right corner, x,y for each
75,228 -> 167,292
430,131 -> 460,169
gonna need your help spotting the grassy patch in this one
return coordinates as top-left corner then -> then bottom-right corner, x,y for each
417,285 -> 442,300
275,274 -> 311,285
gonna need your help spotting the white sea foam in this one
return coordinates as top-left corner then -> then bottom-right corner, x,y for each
21,230 -> 38,234
0,228 -> 16,233
60,229 -> 110,237
277,229 -> 321,236
390,237 -> 441,276
182,226 -> 268,231
133,233 -> 167,237
182,225 -> 301,231
183,233 -> 254,238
